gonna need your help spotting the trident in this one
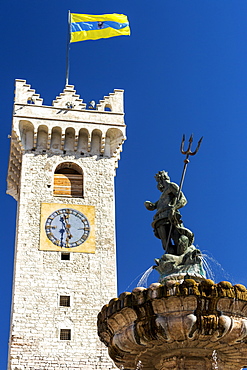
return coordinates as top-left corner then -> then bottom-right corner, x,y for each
165,134 -> 203,251
179,134 -> 203,195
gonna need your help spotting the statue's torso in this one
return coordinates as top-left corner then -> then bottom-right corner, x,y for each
154,183 -> 178,222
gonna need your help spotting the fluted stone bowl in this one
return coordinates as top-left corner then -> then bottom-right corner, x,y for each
97,279 -> 247,370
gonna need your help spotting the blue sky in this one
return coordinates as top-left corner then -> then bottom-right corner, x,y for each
1,0 -> 247,367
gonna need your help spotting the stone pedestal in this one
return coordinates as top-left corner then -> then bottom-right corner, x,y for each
98,279 -> 247,369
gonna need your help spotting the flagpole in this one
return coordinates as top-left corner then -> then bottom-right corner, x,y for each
65,10 -> 71,86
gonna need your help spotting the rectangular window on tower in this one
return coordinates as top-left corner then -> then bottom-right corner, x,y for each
59,296 -> 70,307
60,329 -> 71,340
61,252 -> 70,260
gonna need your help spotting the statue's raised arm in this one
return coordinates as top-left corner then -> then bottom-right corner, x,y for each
168,181 -> 187,210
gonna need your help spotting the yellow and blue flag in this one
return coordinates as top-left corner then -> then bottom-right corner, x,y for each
70,13 -> 130,42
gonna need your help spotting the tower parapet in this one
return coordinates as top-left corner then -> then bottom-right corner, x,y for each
7,79 -> 126,200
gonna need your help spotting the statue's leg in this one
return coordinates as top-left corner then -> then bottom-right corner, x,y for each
156,223 -> 175,253
177,235 -> 189,255
171,224 -> 196,255
170,228 -> 187,256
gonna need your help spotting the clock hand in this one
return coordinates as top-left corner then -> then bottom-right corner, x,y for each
64,213 -> 73,239
58,213 -> 73,248
65,224 -> 72,248
59,216 -> 66,247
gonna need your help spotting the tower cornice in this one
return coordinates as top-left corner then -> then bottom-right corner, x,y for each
7,79 -> 126,200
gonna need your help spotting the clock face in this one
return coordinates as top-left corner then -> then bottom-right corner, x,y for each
45,208 -> 90,248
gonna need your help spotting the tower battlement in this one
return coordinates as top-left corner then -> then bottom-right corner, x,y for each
7,80 -> 126,200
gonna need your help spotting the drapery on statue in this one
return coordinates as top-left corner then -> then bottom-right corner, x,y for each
145,170 -> 194,256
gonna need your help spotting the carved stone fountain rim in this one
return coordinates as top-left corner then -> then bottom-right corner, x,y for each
97,279 -> 247,369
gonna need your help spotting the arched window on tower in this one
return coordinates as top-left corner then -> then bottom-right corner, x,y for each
19,120 -> 34,150
53,162 -> 83,198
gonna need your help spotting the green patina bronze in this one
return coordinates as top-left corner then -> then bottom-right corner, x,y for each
145,170 -> 206,280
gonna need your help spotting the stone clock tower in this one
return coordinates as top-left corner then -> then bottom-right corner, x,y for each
7,79 -> 126,369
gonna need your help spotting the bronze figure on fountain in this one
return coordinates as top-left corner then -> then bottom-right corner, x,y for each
145,170 -> 194,255
145,170 -> 205,280
145,135 -> 205,280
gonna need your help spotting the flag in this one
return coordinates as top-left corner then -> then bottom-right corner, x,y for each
70,13 -> 130,42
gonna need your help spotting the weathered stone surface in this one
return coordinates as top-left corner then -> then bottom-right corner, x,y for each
7,80 -> 125,369
98,279 -> 247,369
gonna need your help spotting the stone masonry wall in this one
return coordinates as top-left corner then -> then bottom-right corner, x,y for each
9,153 -> 118,370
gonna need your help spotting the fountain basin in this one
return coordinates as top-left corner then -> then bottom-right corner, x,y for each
97,279 -> 247,369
